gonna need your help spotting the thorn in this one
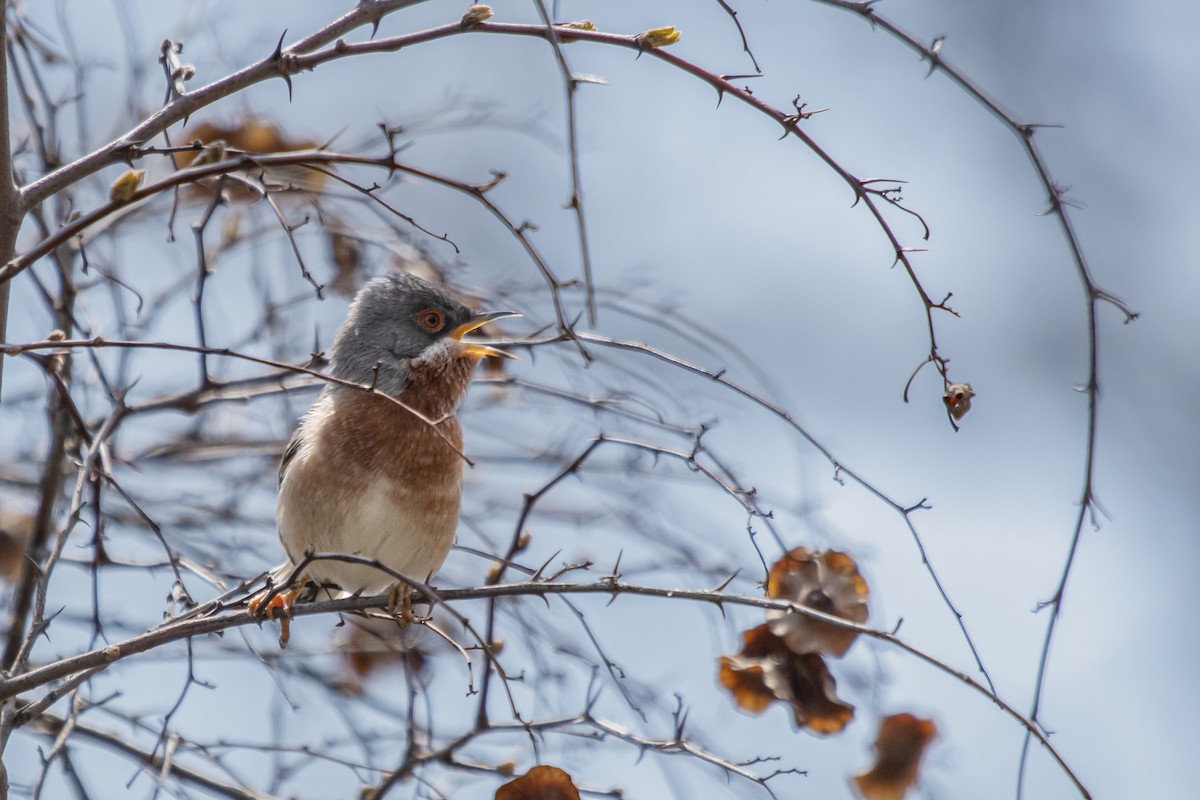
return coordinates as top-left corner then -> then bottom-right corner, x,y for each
713,569 -> 741,594
271,30 -> 294,102
529,549 -> 562,582
271,29 -> 287,61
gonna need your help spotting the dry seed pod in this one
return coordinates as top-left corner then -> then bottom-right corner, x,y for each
943,383 -> 975,421
766,548 -> 869,658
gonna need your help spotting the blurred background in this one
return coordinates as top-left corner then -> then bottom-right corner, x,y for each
0,1 -> 1195,798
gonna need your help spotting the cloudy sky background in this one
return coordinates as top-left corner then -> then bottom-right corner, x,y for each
1,1 -> 1195,798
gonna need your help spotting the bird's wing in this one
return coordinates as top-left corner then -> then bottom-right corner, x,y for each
278,427 -> 303,488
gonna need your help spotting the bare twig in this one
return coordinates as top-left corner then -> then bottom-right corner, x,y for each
0,577 -> 1086,797
801,3 -> 1136,793
0,0 -> 23,402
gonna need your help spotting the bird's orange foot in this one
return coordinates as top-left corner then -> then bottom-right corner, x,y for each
387,583 -> 415,628
248,585 -> 301,647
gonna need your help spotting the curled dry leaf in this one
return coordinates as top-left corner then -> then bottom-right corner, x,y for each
0,507 -> 33,582
337,615 -> 437,694
767,548 -> 869,657
327,224 -> 363,298
175,119 -> 316,163
718,624 -> 854,735
174,117 -> 324,198
943,383 -> 975,421
495,765 -> 581,800
852,713 -> 938,800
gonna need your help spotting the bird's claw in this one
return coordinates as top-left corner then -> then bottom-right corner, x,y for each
248,584 -> 301,647
387,583 -> 415,628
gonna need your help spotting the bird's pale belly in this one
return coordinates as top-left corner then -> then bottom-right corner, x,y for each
277,455 -> 461,596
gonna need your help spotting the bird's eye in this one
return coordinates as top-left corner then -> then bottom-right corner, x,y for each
415,307 -> 446,333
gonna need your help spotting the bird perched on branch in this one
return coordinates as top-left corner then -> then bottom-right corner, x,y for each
250,271 -> 517,645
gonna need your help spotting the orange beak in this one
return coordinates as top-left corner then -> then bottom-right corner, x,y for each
449,310 -> 522,359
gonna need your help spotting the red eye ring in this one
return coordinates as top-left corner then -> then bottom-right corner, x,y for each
415,307 -> 445,333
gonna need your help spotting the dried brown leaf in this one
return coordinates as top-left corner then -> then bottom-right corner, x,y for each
174,117 -> 324,197
327,226 -> 362,298
852,713 -> 938,800
336,616 -> 432,694
0,507 -> 32,582
718,654 -> 774,714
719,624 -> 855,735
495,765 -> 581,800
767,548 -> 869,657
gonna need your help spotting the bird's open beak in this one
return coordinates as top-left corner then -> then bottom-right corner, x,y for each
450,310 -> 522,359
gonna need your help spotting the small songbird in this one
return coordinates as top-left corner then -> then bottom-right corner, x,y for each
251,271 -> 517,643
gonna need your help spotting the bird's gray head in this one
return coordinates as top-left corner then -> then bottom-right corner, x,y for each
327,272 -> 478,395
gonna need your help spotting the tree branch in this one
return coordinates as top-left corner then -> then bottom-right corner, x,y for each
0,0 -> 25,403
0,577 -> 1086,798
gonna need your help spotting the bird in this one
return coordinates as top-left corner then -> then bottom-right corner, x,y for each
250,271 -> 517,645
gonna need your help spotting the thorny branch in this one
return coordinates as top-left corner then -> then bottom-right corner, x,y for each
807,2 -> 1136,794
0,2 -> 1131,798
0,0 -> 22,402
0,577 -> 1086,796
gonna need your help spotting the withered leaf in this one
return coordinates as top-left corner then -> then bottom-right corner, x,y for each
719,624 -> 854,735
174,117 -> 324,197
175,119 -> 314,163
0,507 -> 32,582
495,765 -> 581,800
852,713 -> 938,800
943,383 -> 975,421
767,548 -> 869,657
337,616 -> 433,694
327,225 -> 362,298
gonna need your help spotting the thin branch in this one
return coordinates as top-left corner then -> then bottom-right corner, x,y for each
531,0 -> 598,324
0,0 -> 24,402
802,4 -> 1137,793
572,331 -> 996,692
0,578 -> 1086,798
2,337 -> 474,465
30,710 -> 275,800
715,0 -> 763,73
16,0 -> 434,211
